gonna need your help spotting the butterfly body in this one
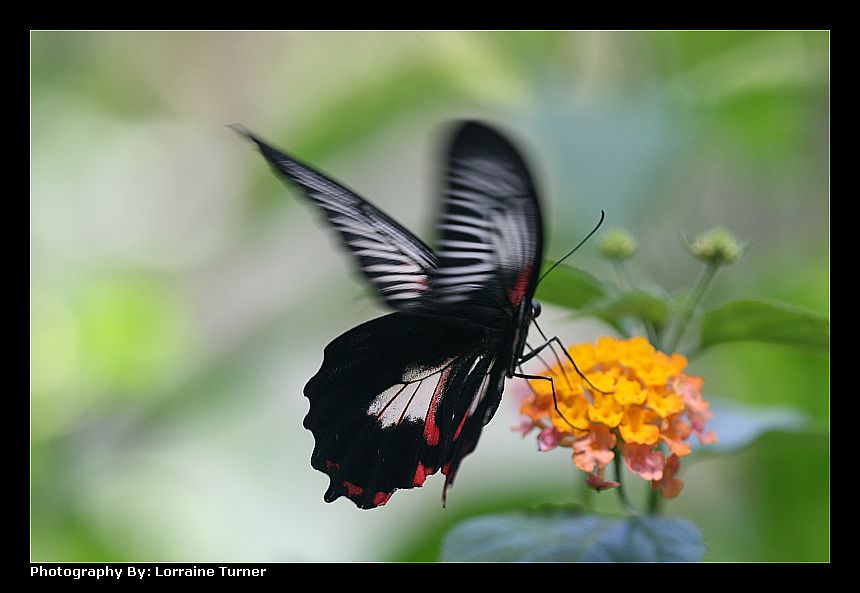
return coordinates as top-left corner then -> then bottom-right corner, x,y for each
237,121 -> 543,508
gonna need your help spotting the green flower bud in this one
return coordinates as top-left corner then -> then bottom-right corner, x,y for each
686,227 -> 743,265
599,229 -> 638,261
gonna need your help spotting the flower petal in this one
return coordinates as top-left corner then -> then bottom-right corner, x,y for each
612,376 -> 646,406
573,424 -> 617,472
619,405 -> 661,445
660,415 -> 693,456
551,393 -> 592,431
647,387 -> 685,418
538,426 -> 562,451
586,472 -> 621,491
623,443 -> 665,481
652,453 -> 684,498
588,392 -> 624,427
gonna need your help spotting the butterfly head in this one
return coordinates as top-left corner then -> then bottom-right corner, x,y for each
531,300 -> 542,320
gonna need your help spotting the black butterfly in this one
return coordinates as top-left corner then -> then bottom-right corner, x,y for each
236,121 -> 561,509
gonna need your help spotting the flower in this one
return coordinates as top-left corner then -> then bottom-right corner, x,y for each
599,228 -> 638,261
686,227 -> 744,266
518,336 -> 716,498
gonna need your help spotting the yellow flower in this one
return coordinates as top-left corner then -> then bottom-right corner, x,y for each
617,336 -> 655,369
518,336 -> 716,499
612,376 -> 646,406
618,405 -> 660,445
588,392 -> 624,427
551,394 -> 591,431
646,387 -> 685,418
595,336 -> 621,367
567,343 -> 597,372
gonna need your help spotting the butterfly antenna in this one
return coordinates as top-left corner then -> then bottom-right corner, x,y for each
537,210 -> 605,285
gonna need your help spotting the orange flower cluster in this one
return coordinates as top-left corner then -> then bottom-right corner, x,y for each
517,336 -> 716,498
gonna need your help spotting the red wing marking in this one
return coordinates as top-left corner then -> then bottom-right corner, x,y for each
412,462 -> 434,487
452,413 -> 468,442
325,459 -> 341,471
453,363 -> 491,442
342,481 -> 364,497
507,264 -> 532,306
372,491 -> 392,506
423,366 -> 452,446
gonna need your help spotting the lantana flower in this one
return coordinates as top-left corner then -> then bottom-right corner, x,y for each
517,336 -> 716,498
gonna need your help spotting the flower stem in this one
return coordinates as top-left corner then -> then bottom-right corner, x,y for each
665,262 -> 718,352
612,260 -> 634,289
581,477 -> 595,512
647,482 -> 663,515
613,448 -> 638,514
613,261 -> 659,344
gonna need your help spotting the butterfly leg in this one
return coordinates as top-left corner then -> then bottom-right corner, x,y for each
520,339 -> 578,392
520,335 -> 609,397
525,340 -> 573,388
513,370 -> 578,431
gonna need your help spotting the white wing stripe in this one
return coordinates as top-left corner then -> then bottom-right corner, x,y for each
346,239 -> 397,252
436,263 -> 495,275
442,214 -> 493,228
379,282 -> 425,293
371,273 -> 429,283
438,240 -> 493,250
354,249 -> 418,262
435,274 -> 492,285
435,251 -> 494,262
438,224 -> 490,239
385,292 -> 424,300
363,264 -> 422,273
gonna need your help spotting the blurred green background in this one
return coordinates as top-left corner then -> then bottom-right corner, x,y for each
30,31 -> 829,562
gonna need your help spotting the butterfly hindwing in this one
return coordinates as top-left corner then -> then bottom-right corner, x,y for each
303,312 -> 493,508
235,127 -> 438,310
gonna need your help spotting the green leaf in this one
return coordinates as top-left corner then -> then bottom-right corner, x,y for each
691,398 -> 812,455
577,290 -> 670,332
535,263 -> 609,311
700,299 -> 829,352
440,512 -> 704,562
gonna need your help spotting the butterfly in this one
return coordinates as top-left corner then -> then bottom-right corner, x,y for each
236,121 -> 565,509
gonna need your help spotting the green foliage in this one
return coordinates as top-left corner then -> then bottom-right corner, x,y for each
577,290 -> 670,334
700,299 -> 830,352
441,512 -> 704,562
535,262 -> 608,310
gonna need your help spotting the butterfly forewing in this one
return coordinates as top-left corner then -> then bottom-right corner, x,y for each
432,122 -> 543,314
236,128 -> 438,310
